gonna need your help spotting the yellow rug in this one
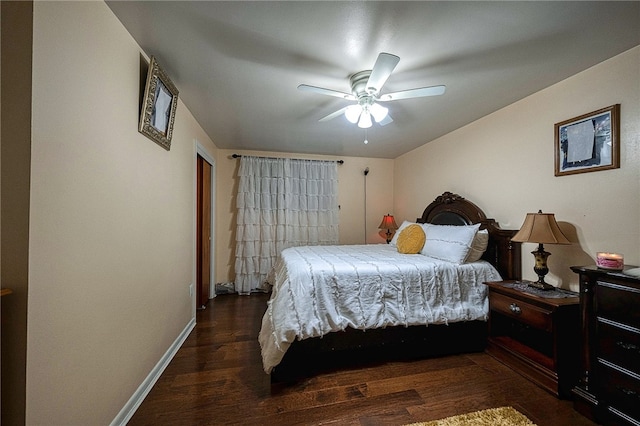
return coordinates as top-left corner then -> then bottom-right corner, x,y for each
405,406 -> 536,426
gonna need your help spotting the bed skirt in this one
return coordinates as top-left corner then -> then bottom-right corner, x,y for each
270,320 -> 488,383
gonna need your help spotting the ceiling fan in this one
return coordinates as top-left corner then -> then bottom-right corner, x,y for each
298,52 -> 446,129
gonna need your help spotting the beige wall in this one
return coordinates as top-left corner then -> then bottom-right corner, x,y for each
22,2 -> 392,422
27,2 -> 217,424
214,149 -> 394,284
395,46 -> 640,292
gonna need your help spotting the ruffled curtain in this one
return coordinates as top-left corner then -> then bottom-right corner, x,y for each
234,156 -> 339,294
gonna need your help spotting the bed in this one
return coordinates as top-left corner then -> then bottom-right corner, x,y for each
259,191 -> 521,381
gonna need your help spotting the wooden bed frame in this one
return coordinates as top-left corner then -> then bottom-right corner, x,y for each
270,191 -> 521,382
417,191 -> 521,281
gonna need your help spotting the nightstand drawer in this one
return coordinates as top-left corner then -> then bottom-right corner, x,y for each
490,292 -> 552,332
597,319 -> 640,376
596,280 -> 640,328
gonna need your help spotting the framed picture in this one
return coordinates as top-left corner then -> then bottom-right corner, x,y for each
554,104 -> 620,176
139,56 -> 179,150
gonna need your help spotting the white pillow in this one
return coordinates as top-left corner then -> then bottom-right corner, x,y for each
389,220 -> 415,247
420,223 -> 481,264
465,229 -> 489,263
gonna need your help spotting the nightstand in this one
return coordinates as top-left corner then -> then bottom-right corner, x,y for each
484,281 -> 580,398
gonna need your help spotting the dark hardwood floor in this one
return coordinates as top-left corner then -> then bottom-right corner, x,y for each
128,293 -> 597,426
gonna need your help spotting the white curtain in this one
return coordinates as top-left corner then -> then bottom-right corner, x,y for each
234,156 -> 339,294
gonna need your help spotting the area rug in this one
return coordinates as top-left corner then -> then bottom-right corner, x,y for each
405,406 -> 536,426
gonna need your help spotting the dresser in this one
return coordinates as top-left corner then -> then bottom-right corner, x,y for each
571,265 -> 640,426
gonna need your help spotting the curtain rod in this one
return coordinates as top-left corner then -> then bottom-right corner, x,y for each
231,154 -> 343,164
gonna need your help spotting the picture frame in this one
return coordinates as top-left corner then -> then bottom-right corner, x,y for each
139,56 -> 179,151
554,104 -> 620,176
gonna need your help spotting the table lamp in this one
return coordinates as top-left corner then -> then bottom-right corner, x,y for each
379,214 -> 398,244
511,210 -> 570,290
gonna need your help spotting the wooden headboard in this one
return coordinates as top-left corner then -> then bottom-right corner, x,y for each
416,191 -> 522,281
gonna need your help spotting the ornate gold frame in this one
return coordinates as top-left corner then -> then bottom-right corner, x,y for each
139,56 -> 179,151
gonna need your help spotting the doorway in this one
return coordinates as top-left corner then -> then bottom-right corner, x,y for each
196,150 -> 215,310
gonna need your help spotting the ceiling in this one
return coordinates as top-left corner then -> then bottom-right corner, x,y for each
106,1 -> 640,159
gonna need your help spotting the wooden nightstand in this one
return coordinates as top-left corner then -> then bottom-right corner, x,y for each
484,281 -> 580,398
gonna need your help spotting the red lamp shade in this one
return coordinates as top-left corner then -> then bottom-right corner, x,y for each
379,214 -> 398,243
378,214 -> 398,230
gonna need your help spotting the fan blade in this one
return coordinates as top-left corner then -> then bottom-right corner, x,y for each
378,85 -> 446,101
378,114 -> 393,126
298,84 -> 355,100
319,107 -> 348,122
366,53 -> 400,94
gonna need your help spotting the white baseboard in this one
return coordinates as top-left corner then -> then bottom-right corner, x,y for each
110,317 -> 196,426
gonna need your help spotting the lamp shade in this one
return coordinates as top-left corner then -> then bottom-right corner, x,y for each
511,210 -> 570,244
378,214 -> 398,230
370,102 -> 389,123
358,111 -> 372,128
344,105 -> 361,124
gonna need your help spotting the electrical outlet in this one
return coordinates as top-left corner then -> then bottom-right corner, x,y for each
189,283 -> 193,297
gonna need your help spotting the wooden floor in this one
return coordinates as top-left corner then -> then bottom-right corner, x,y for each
128,293 -> 597,426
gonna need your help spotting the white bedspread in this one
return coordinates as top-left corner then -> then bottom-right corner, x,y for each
258,244 -> 501,374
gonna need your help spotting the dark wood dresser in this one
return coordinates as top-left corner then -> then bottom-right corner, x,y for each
571,265 -> 640,426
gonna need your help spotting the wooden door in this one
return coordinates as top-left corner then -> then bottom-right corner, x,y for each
197,155 -> 212,309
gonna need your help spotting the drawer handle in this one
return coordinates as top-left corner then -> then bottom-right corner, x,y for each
509,303 -> 522,315
616,341 -> 640,353
618,387 -> 640,400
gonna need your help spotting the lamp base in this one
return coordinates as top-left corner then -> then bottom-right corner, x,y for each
528,243 -> 555,291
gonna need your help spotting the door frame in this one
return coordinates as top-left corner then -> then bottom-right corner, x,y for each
194,140 -> 216,313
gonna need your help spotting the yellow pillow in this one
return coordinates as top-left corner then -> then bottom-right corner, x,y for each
396,224 -> 426,254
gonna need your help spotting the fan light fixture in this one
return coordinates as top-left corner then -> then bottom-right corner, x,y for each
298,53 -> 446,129
344,98 -> 388,129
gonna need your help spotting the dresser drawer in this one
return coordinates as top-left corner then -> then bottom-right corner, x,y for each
597,319 -> 640,376
490,292 -> 552,332
597,359 -> 640,422
596,280 -> 640,328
